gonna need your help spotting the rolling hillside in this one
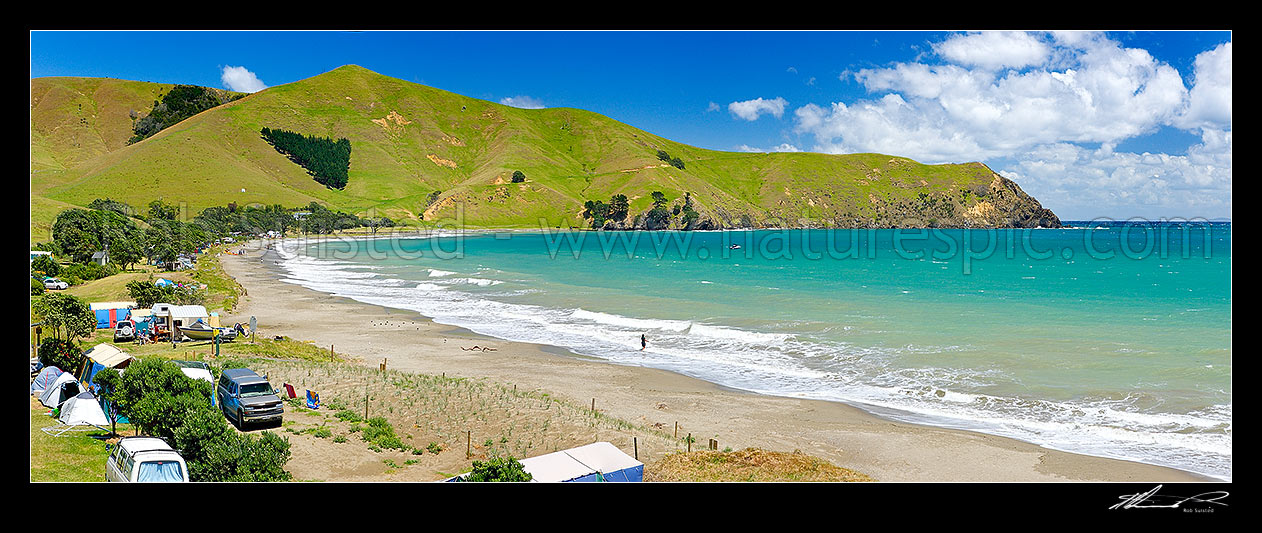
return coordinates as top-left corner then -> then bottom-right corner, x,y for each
30,65 -> 1060,241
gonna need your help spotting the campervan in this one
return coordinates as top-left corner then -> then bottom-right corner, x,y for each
105,437 -> 189,482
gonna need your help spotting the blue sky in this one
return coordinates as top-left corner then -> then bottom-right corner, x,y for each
30,30 -> 1232,220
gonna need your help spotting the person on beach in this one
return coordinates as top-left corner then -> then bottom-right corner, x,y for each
641,334 -> 647,351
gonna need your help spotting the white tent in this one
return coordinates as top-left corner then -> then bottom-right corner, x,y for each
39,372 -> 81,409
42,391 -> 111,437
59,392 -> 110,427
515,442 -> 644,482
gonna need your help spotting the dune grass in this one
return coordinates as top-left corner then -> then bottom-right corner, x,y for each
644,448 -> 877,482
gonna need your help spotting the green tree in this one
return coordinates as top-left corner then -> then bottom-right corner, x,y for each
32,292 -> 95,341
511,170 -> 526,183
680,192 -> 699,229
96,360 -> 292,482
465,456 -> 533,482
31,255 -> 60,277
260,128 -> 352,189
583,200 -> 610,228
52,209 -> 101,263
608,194 -> 630,222
110,237 -> 144,271
148,200 -> 179,221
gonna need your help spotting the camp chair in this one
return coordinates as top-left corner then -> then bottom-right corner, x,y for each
283,383 -> 297,399
305,390 -> 320,409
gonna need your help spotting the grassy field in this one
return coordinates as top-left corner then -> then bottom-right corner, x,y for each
29,396 -> 133,482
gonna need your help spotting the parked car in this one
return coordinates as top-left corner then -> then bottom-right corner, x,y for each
43,277 -> 69,290
106,436 -> 189,482
114,320 -> 136,342
216,368 -> 284,429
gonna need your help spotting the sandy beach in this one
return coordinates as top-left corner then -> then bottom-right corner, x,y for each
219,241 -> 1209,482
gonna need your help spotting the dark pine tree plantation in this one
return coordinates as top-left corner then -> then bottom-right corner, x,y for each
260,127 -> 352,189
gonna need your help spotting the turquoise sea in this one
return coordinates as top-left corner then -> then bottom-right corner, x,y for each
276,222 -> 1232,480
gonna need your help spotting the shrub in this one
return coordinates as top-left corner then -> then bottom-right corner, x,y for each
31,255 -> 60,277
63,262 -> 118,282
360,417 -> 407,450
126,278 -> 205,308
31,278 -> 45,296
427,442 -> 443,454
464,456 -> 533,482
511,170 -> 525,183
38,339 -> 84,373
334,409 -> 362,423
97,359 -> 291,482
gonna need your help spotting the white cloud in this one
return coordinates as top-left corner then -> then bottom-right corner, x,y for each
997,129 -> 1232,219
707,102 -> 721,112
728,97 -> 788,121
499,95 -> 545,109
737,143 -> 801,153
221,65 -> 267,93
799,34 -> 1195,163
933,31 -> 1052,70
791,32 -> 1231,218
1177,42 -> 1232,130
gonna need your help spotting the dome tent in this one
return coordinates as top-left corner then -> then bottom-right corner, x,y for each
39,372 -> 80,409
42,391 -> 111,437
59,392 -> 109,427
31,366 -> 64,395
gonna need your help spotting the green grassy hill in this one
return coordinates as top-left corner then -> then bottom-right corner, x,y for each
30,65 -> 1060,241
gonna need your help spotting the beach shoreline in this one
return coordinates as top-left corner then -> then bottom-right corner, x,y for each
219,239 -> 1213,482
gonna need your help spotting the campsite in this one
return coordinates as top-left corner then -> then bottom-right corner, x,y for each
29,244 -> 756,482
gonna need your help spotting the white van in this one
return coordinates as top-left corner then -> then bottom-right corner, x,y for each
106,437 -> 189,482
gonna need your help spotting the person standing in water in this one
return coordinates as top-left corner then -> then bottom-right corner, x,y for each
641,334 -> 647,351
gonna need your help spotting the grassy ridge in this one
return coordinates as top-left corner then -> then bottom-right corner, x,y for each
31,65 -> 1057,234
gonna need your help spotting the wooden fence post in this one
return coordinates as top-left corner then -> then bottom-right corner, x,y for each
634,437 -> 638,460
687,433 -> 692,453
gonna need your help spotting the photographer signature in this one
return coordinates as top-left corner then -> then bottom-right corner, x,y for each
1110,485 -> 1229,510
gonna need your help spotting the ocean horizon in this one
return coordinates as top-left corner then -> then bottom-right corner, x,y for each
272,222 -> 1231,480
